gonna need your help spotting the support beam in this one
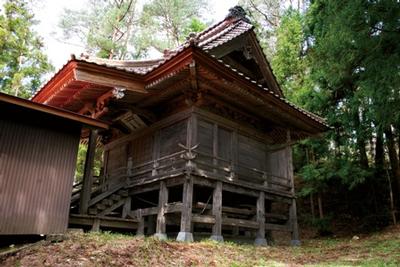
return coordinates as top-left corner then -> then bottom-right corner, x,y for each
122,197 -> 131,218
136,210 -> 145,237
210,181 -> 223,242
154,181 -> 168,240
286,132 -> 301,246
80,129 -> 98,214
289,199 -> 300,246
177,176 -> 194,242
91,218 -> 100,232
255,191 -> 267,246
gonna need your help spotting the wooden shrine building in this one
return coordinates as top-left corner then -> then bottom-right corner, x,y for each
31,6 -> 328,244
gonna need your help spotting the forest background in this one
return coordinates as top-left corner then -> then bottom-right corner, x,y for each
1,0 -> 399,235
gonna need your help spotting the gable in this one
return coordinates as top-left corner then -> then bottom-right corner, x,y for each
197,22 -> 283,97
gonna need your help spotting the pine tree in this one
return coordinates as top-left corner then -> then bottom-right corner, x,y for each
59,0 -> 143,60
0,0 -> 53,98
140,0 -> 208,50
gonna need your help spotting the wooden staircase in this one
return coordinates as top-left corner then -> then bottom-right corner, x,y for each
87,189 -> 129,217
69,179 -> 138,231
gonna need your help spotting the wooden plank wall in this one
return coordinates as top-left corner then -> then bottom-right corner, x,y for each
195,112 -> 291,187
266,148 -> 290,190
104,118 -> 188,182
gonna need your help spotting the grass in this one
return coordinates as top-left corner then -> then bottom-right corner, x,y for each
1,225 -> 399,267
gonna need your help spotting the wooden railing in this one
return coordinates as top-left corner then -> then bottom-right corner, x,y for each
127,150 -> 186,183
102,144 -> 292,193
193,150 -> 292,191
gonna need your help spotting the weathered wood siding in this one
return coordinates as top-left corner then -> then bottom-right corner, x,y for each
104,117 -> 188,181
194,110 -> 291,187
0,113 -> 80,235
266,148 -> 290,190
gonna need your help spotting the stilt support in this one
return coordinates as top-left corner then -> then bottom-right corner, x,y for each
255,191 -> 267,246
80,129 -> 98,214
136,210 -> 145,237
290,198 -> 301,246
155,181 -> 168,240
177,176 -> 194,242
210,181 -> 223,242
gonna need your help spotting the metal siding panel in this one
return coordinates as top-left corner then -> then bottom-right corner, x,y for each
0,118 -> 80,234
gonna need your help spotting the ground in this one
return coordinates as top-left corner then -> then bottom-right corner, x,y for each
1,225 -> 399,267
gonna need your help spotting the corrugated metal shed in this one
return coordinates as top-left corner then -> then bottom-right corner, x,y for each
0,93 -> 107,235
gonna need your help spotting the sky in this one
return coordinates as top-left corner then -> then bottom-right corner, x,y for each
13,0 -> 239,70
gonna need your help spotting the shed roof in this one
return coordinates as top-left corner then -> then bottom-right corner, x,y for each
0,92 -> 108,129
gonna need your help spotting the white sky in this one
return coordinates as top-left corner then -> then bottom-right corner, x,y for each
10,0 -> 238,70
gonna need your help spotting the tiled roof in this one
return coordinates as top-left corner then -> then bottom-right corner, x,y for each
79,15 -> 253,74
208,55 -> 328,127
78,56 -> 163,74
32,7 -> 328,129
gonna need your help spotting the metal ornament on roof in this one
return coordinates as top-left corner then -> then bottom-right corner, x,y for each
112,87 -> 126,99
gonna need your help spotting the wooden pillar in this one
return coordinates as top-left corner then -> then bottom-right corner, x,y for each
255,191 -> 267,246
231,131 -> 238,180
152,132 -> 160,176
213,123 -> 218,173
136,209 -> 145,237
154,181 -> 168,240
289,198 -> 300,246
210,181 -> 223,241
80,129 -> 98,214
122,197 -> 131,218
177,176 -> 194,242
91,218 -> 100,232
287,131 -> 301,246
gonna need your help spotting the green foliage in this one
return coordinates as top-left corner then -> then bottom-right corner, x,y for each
58,0 -> 208,58
0,0 -> 53,98
75,143 -> 103,182
59,0 -> 146,59
182,17 -> 207,39
260,0 -> 400,225
140,0 -> 208,50
271,9 -> 313,105
240,0 -> 283,58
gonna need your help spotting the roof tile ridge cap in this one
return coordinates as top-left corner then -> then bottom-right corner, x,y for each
144,42 -> 194,74
196,17 -> 252,45
212,56 -> 328,126
198,20 -> 241,47
197,19 -> 232,43
203,21 -> 253,50
195,18 -> 227,40
170,20 -> 227,53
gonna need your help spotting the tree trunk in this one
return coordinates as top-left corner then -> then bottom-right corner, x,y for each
375,128 -> 384,173
318,192 -> 324,219
354,112 -> 369,169
385,127 -> 400,208
310,193 -> 315,219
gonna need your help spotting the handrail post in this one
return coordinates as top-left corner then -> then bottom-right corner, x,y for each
262,172 -> 269,187
152,160 -> 159,176
179,143 -> 198,174
229,159 -> 235,180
